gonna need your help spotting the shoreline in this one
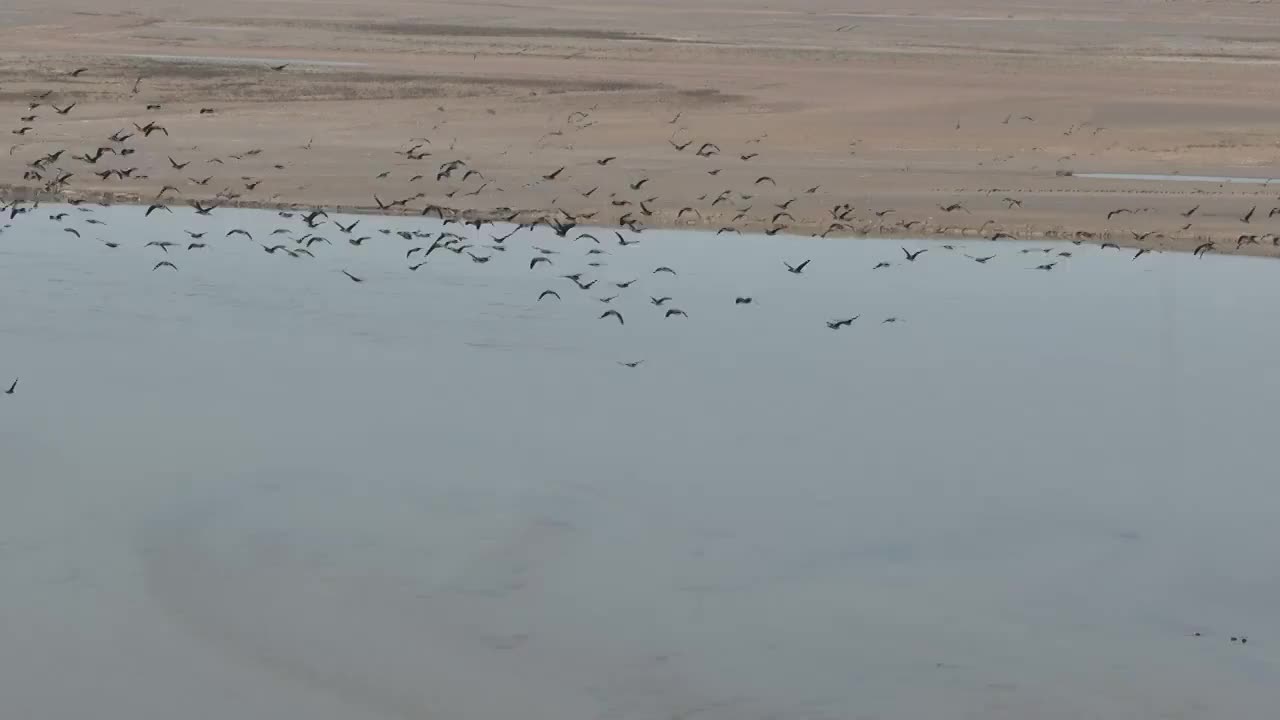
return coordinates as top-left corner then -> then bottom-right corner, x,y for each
4,183 -> 1274,260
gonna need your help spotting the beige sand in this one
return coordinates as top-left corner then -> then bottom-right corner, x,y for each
4,0 -> 1280,254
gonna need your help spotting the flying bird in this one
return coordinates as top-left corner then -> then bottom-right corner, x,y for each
784,259 -> 810,274
144,203 -> 171,217
53,103 -> 76,115
1241,205 -> 1256,223
538,290 -> 560,301
4,378 -> 15,395
542,166 -> 566,181
754,176 -> 776,185
1193,241 -> 1214,257
341,270 -> 363,282
653,266 -> 677,276
153,261 -> 177,271
69,67 -> 89,76
600,309 -> 624,325
665,308 -> 688,318
826,316 -> 858,329
618,361 -> 643,368
735,297 -> 753,305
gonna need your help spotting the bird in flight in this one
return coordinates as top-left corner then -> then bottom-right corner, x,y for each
735,297 -> 753,305
153,261 -> 178,271
600,309 -> 624,324
618,361 -> 643,368
965,254 -> 995,264
653,266 -> 677,275
939,203 -> 968,213
826,316 -> 858,330
1181,204 -> 1199,218
1033,262 -> 1057,271
542,166 -> 566,181
784,259 -> 810,274
269,63 -> 289,71
1241,205 -> 1256,223
665,308 -> 688,318
4,378 -> 15,395
1193,241 -> 1214,257
538,290 -> 560,301
53,103 -> 76,115
341,270 -> 363,282
145,203 -> 171,217
902,247 -> 927,261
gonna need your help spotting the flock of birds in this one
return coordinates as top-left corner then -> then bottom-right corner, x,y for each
5,62 -> 1280,384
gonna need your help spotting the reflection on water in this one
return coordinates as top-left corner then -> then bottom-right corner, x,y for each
1,205 -> 1278,719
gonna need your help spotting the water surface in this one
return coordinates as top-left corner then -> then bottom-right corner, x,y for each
1,206 -> 1278,719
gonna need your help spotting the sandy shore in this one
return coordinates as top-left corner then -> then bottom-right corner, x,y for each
4,0 -> 1280,255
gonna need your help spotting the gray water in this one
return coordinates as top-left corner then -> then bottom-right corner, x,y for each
1075,171 -> 1280,184
1,205 -> 1278,719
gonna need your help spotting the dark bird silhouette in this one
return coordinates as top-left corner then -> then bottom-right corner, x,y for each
4,378 -> 15,395
1133,248 -> 1150,260
542,166 -> 566,181
53,103 -> 76,115
538,290 -> 560,301
1241,205 -> 1255,223
618,360 -> 643,368
826,316 -> 858,330
902,247 -> 927,261
199,107 -> 216,114
467,252 -> 491,264
1193,241 -> 1214,257
1101,242 -> 1120,250
939,203 -> 968,213
784,259 -> 810,274
1033,262 -> 1057,271
965,254 -> 995,264
653,266 -> 677,276
184,231 -> 206,239
735,297 -> 753,305
650,296 -> 673,306
740,153 -> 758,161
153,261 -> 177,271
145,241 -> 176,252
63,228 -> 81,238
597,156 -> 617,165
629,177 -> 650,190
12,127 -> 33,136
341,270 -> 363,283
187,243 -> 207,250
600,309 -> 624,325
1131,230 -> 1156,241
269,63 -> 289,71
754,176 -> 776,185
615,232 -> 639,246
665,308 -> 688,318
190,201 -> 218,214
145,203 -> 171,217
227,229 -> 252,239
1107,208 -> 1134,220
670,139 -> 693,151
1003,197 -> 1022,209
696,143 -> 720,157
772,212 -> 795,224
335,220 -> 359,233
1182,204 -> 1199,218
69,67 -> 89,77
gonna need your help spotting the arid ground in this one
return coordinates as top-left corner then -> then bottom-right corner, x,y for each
5,0 -> 1280,253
